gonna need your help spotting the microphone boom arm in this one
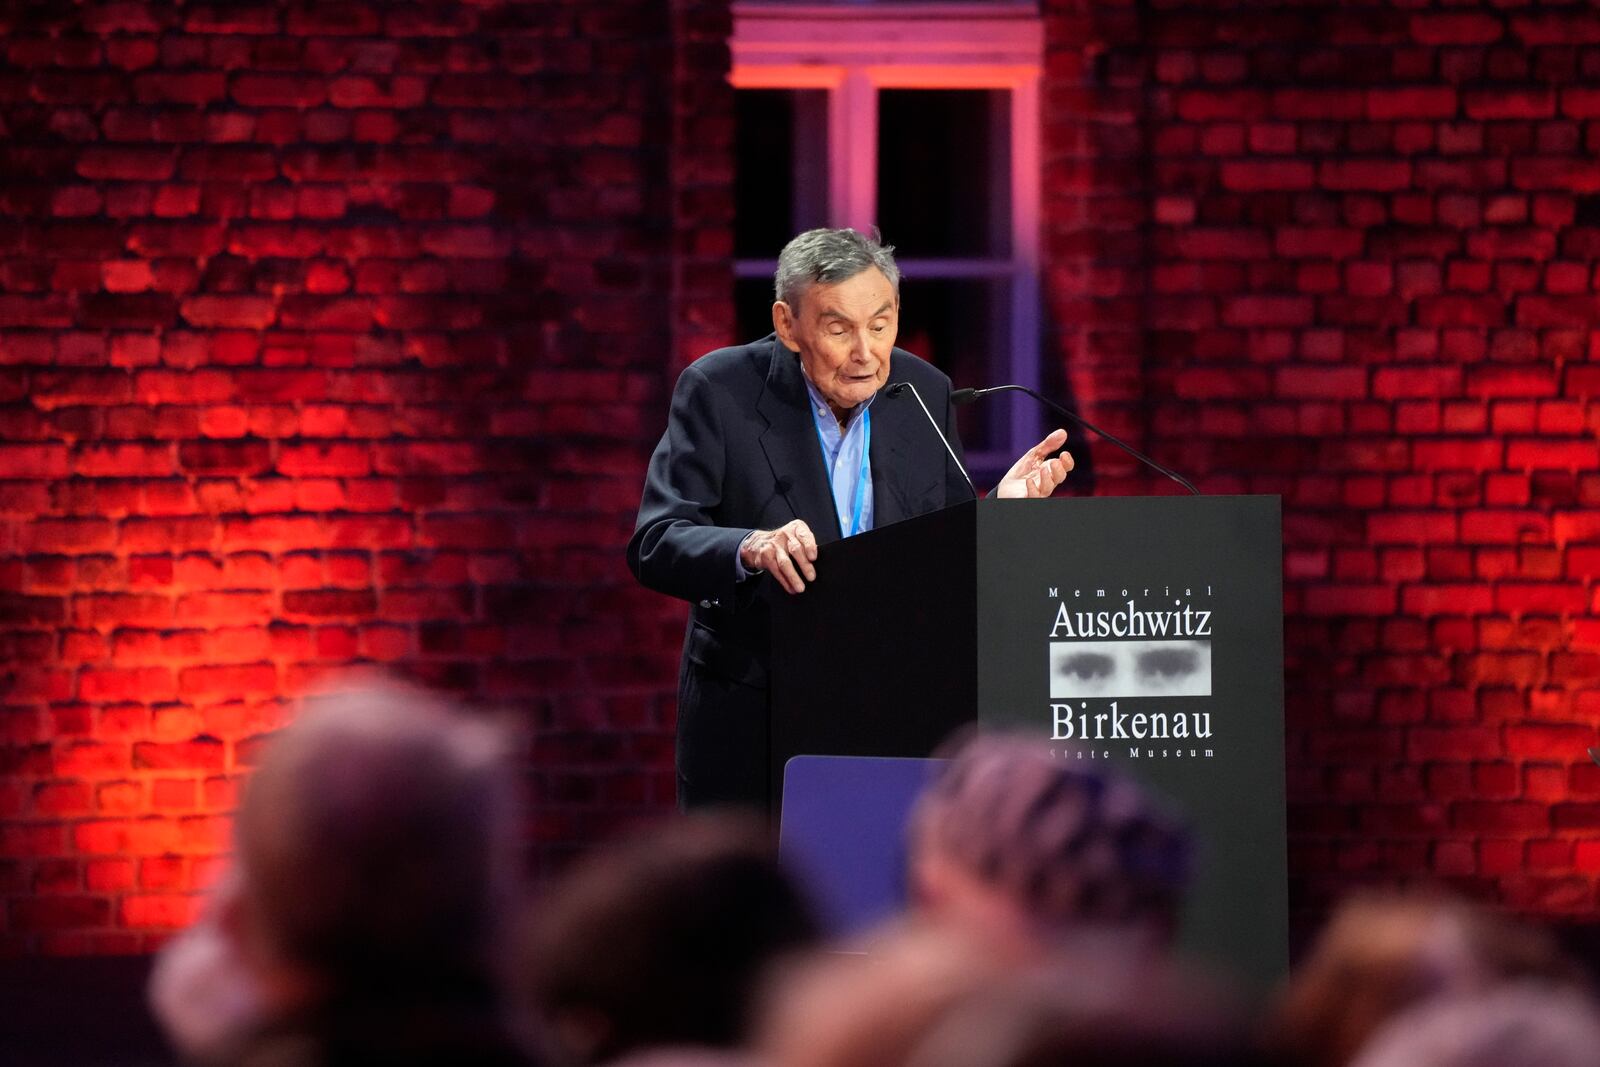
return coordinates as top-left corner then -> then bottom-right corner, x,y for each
954,385 -> 1199,495
887,382 -> 980,500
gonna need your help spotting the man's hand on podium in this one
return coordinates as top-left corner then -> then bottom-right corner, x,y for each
995,428 -> 1074,499
740,519 -> 818,595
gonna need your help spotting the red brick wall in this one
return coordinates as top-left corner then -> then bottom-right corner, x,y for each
8,0 -> 1598,954
0,1 -> 731,953
1045,2 -> 1600,926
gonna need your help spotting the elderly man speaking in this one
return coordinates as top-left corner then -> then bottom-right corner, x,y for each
628,228 -> 1072,810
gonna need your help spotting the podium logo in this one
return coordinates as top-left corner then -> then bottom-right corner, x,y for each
1050,639 -> 1212,699
1048,598 -> 1212,639
1042,589 -> 1216,756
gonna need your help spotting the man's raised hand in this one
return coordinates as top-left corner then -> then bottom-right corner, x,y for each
740,519 -> 818,595
995,428 -> 1074,499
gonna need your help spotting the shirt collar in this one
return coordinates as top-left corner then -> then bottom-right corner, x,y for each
800,369 -> 877,433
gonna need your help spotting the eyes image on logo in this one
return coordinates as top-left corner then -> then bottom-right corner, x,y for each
1049,639 -> 1212,699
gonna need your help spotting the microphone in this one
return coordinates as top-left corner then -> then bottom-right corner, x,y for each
952,385 -> 1199,495
886,382 -> 979,500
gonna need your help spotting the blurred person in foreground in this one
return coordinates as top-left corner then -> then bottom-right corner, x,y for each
759,923 -> 1008,1067
519,814 -> 820,1067
150,678 -> 528,1067
904,733 -> 1193,963
1264,889 -> 1587,1067
760,923 -> 1263,1067
1349,983 -> 1600,1067
903,961 -> 1274,1067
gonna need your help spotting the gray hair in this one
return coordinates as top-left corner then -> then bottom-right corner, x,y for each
234,675 -> 519,985
908,733 -> 1192,937
774,227 -> 900,309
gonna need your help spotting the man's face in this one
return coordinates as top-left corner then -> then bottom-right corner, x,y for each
773,267 -> 899,420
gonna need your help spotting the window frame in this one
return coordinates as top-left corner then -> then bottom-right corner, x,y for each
730,1 -> 1045,470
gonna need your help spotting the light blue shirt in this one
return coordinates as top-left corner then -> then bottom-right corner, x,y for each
735,379 -> 876,582
803,376 -> 875,538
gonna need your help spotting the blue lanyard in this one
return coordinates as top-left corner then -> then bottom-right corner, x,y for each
812,407 -> 871,538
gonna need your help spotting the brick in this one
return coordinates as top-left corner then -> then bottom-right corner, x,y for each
276,442 -> 371,476
79,667 -> 176,703
1512,157 -> 1600,194
1513,12 -> 1600,43
1453,802 -> 1546,834
56,742 -> 131,777
85,859 -> 135,892
360,625 -> 412,659
1463,89 -> 1554,120
30,782 -> 92,816
1567,547 -> 1600,580
139,856 -> 187,889
1411,439 -> 1501,469
327,515 -> 411,548
0,444 -> 72,479
119,518 -> 216,552
174,592 -> 274,624
317,626 -> 359,658
121,894 -> 203,930
178,440 -> 273,476
1225,296 -> 1312,327
1514,294 -> 1595,328
1345,263 -> 1392,297
230,75 -> 329,109
1467,365 -> 1557,398
73,444 -> 174,478
1411,13 -> 1503,45
222,515 -> 323,551
235,369 -> 327,403
1368,512 -> 1457,544
1527,841 -> 1573,871
1402,585 -> 1493,616
77,147 -> 177,182
1495,583 -> 1587,614
1219,160 -> 1312,191
1508,440 -> 1600,470
282,589 -> 377,618
1319,160 -> 1410,191
72,594 -> 173,627
133,72 -> 227,105
133,738 -> 227,771
1561,88 -> 1600,119
10,897 -> 110,933
1304,585 -> 1396,616
1376,367 -> 1465,399
179,296 -> 276,329
1366,87 -> 1456,120
1275,367 -> 1366,400
1171,229 -> 1270,259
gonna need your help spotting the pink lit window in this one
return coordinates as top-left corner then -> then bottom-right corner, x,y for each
731,2 -> 1044,471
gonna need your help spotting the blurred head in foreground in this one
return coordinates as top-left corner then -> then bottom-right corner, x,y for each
1349,984 -> 1600,1067
905,733 -> 1191,958
1266,890 -> 1586,1067
760,925 -> 1002,1067
761,923 -> 1259,1067
903,963 -> 1269,1067
521,814 -> 820,1066
152,676 -> 524,1066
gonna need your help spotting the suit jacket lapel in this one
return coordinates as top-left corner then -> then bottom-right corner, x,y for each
870,353 -> 919,528
757,337 -> 843,543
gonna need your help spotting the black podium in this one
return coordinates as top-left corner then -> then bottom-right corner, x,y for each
770,495 -> 1287,992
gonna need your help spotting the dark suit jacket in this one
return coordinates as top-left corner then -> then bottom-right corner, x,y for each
628,334 -> 971,809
